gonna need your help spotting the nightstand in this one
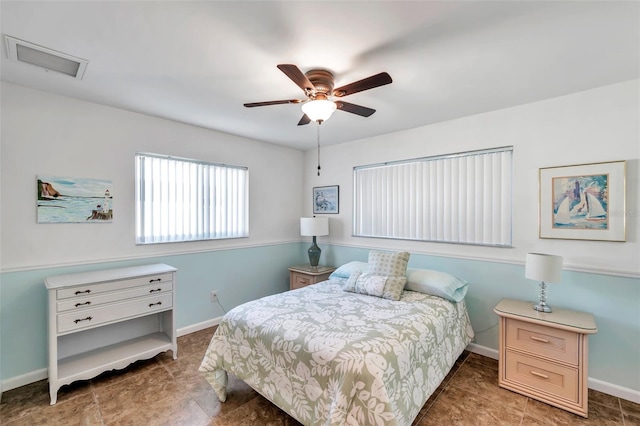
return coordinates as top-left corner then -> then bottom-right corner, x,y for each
288,265 -> 335,290
494,298 -> 597,418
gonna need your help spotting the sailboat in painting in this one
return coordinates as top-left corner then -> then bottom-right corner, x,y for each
555,182 -> 607,228
555,196 -> 572,225
584,191 -> 607,221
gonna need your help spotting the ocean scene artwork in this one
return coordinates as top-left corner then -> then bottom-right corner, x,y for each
552,173 -> 608,230
313,186 -> 339,214
37,175 -> 113,223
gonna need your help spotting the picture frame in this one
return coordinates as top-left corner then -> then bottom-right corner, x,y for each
538,160 -> 626,241
313,185 -> 339,214
37,175 -> 113,223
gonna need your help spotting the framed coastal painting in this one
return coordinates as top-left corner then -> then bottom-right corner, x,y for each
37,175 -> 113,223
538,160 -> 625,241
313,185 -> 339,214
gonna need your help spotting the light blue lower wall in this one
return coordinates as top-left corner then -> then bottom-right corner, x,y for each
3,242 -> 639,395
321,244 -> 640,394
0,242 -> 306,382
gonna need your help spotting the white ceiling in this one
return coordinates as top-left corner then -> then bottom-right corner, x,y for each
1,1 -> 638,150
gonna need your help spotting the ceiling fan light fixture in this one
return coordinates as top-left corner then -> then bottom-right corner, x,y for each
301,99 -> 337,123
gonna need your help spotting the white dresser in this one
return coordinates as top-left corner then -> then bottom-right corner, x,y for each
45,263 -> 177,404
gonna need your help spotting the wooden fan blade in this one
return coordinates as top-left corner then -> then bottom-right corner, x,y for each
335,101 -> 376,117
244,99 -> 302,107
297,114 -> 311,126
332,72 -> 392,97
277,64 -> 315,94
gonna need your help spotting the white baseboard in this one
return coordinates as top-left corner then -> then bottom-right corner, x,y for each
466,343 -> 499,360
588,377 -> 640,404
2,368 -> 48,393
467,343 -> 640,404
1,317 -> 224,393
176,317 -> 222,337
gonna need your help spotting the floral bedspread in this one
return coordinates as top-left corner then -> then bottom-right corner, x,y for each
199,279 -> 474,425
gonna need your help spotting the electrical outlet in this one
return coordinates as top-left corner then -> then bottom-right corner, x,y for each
210,291 -> 218,302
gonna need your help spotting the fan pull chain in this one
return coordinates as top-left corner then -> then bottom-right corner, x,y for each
317,123 -> 321,176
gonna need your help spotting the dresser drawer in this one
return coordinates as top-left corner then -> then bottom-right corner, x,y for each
506,318 -> 579,365
57,293 -> 173,334
505,350 -> 578,403
56,282 -> 173,312
56,273 -> 173,300
291,272 -> 313,289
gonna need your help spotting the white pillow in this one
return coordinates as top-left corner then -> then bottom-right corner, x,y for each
405,268 -> 469,302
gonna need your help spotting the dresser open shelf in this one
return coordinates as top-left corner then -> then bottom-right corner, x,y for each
45,264 -> 178,404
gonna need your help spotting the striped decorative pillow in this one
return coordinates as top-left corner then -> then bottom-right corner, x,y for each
344,271 -> 407,301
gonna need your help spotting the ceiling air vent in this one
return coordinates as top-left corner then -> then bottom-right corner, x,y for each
4,36 -> 88,79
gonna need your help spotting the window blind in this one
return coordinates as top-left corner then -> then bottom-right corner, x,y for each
353,147 -> 513,246
135,153 -> 249,244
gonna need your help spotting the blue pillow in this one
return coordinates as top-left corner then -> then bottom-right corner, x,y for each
405,268 -> 469,302
329,261 -> 369,279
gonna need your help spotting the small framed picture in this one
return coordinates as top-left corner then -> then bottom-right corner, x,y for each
313,185 -> 339,214
538,160 -> 626,241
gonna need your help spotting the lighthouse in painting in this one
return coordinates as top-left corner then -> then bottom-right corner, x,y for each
103,189 -> 110,213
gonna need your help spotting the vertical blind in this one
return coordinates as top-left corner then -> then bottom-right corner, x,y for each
135,153 -> 249,244
353,147 -> 513,246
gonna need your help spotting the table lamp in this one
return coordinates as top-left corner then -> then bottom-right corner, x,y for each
525,252 -> 563,313
300,217 -> 329,268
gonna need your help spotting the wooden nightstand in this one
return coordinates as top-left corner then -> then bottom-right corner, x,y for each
494,298 -> 597,418
288,265 -> 335,290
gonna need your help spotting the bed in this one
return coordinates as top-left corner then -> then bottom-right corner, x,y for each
199,259 -> 474,426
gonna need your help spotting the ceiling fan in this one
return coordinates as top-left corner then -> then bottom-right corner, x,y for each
244,64 -> 392,125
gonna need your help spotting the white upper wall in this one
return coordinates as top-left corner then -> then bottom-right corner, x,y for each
0,82 -> 304,271
303,80 -> 640,277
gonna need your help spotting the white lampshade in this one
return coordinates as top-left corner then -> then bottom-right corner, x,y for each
300,217 -> 329,237
525,253 -> 563,283
301,99 -> 337,123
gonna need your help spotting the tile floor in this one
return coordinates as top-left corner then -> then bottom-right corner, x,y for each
1,327 -> 639,425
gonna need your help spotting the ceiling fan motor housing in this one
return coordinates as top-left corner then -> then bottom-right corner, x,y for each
305,69 -> 334,98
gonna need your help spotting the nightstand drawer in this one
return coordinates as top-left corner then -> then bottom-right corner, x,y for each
291,272 -> 313,289
505,350 -> 578,403
506,318 -> 579,365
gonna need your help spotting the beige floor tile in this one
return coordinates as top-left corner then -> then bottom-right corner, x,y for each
2,392 -> 101,426
0,326 -> 632,426
447,359 -> 528,412
522,398 -> 623,425
621,398 -> 640,426
417,385 -> 524,425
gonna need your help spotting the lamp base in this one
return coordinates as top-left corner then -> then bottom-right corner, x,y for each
533,302 -> 552,313
532,281 -> 552,313
308,236 -> 321,267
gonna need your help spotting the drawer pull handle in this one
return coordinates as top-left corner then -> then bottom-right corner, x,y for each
74,290 -> 91,295
149,288 -> 162,293
529,370 -> 549,380
149,278 -> 162,283
74,301 -> 92,307
149,302 -> 162,307
530,335 -> 550,343
73,316 -> 93,324
299,279 -> 308,283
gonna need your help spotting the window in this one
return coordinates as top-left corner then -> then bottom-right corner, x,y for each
353,146 -> 513,247
135,153 -> 248,244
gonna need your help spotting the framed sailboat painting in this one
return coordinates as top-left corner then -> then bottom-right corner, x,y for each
539,160 -> 626,241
